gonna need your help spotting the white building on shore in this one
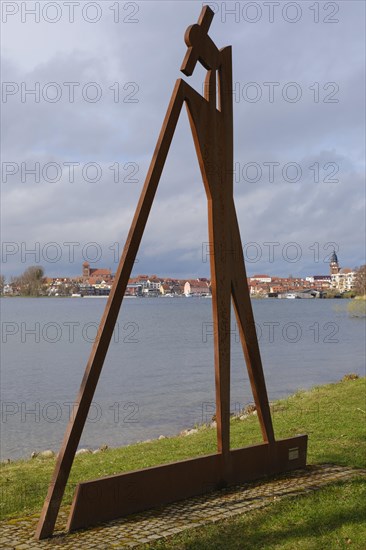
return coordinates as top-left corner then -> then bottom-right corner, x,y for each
329,251 -> 356,293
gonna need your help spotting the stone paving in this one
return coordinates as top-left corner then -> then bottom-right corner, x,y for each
1,464 -> 365,549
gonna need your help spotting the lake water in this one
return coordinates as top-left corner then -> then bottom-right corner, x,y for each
1,297 -> 365,460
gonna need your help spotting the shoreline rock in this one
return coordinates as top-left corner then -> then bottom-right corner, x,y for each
75,448 -> 92,456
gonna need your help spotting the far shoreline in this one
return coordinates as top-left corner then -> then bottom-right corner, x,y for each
0,294 -> 361,300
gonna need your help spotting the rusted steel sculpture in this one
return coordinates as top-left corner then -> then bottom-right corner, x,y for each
36,6 -> 307,539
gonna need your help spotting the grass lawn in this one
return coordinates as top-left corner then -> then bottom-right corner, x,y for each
146,478 -> 366,549
1,376 -> 365,548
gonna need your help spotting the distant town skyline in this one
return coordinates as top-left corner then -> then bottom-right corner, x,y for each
3,250 -> 360,298
1,244 -> 361,281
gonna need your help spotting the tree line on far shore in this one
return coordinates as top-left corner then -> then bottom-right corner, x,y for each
1,266 -> 47,296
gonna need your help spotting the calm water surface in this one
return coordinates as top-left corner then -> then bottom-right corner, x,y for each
1,297 -> 365,459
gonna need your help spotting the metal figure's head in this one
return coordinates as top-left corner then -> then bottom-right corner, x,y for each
180,5 -> 221,76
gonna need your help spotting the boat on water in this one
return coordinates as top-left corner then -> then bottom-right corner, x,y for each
286,293 -> 299,299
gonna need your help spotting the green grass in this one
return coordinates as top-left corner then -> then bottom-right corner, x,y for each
1,377 -> 365,548
146,478 -> 366,549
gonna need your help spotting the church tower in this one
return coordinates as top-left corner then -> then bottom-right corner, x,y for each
330,250 -> 340,275
82,261 -> 90,279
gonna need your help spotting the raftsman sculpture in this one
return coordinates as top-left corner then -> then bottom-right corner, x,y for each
36,6 -> 307,539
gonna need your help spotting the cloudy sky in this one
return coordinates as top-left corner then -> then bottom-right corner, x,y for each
1,0 -> 365,280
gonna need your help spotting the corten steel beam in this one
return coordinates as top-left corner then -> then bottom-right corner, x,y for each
67,436 -> 307,532
35,75 -> 189,542
36,5 -> 307,539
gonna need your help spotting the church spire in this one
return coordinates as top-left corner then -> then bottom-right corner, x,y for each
330,250 -> 340,275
